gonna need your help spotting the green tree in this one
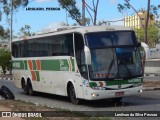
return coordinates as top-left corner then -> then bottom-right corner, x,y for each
117,0 -> 160,44
18,24 -> 35,37
135,26 -> 159,47
0,49 -> 11,74
0,0 -> 29,38
2,28 -> 10,39
0,0 -> 29,17
58,0 -> 81,25
58,0 -> 99,25
0,25 -> 5,37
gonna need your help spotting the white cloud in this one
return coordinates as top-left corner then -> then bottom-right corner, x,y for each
109,0 -> 117,4
35,0 -> 53,3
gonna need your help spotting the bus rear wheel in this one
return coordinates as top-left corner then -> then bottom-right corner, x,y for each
27,81 -> 34,96
68,84 -> 80,105
22,81 -> 29,95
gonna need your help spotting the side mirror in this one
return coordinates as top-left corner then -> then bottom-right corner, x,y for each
140,48 -> 145,59
84,46 -> 91,65
137,42 -> 141,47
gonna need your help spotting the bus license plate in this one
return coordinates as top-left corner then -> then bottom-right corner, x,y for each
115,92 -> 124,96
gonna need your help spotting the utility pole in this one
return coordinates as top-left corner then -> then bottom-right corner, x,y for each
82,0 -> 85,26
66,10 -> 68,26
10,0 -> 13,51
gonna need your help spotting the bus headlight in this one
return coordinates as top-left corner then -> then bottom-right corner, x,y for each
91,93 -> 99,97
139,89 -> 143,93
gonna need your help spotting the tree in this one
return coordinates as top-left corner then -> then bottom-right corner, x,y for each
0,0 -> 29,39
0,49 -> 11,74
58,0 -> 99,26
58,0 -> 82,25
117,0 -> 160,44
0,0 -> 29,18
18,25 -> 34,37
84,0 -> 99,25
135,26 -> 159,47
0,25 -> 5,37
0,28 -> 10,40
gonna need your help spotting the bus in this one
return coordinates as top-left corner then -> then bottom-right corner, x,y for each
12,26 -> 144,104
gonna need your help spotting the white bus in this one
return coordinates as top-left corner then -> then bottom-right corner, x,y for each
12,26 -> 143,104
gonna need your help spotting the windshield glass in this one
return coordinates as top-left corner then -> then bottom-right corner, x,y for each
116,47 -> 142,78
85,31 -> 142,80
86,31 -> 137,48
89,48 -> 118,79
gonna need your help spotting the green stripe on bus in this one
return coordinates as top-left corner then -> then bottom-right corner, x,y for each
12,61 -> 25,70
12,59 -> 75,71
105,79 -> 142,86
41,60 -> 60,71
105,80 -> 129,86
89,79 -> 142,87
71,58 -> 75,71
35,71 -> 40,82
24,61 -> 28,70
32,60 -> 37,70
89,82 -> 97,87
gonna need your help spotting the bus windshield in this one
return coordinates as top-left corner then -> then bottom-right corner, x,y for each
85,31 -> 142,80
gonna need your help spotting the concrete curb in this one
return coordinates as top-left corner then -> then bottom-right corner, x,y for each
144,74 -> 160,77
143,87 -> 160,91
0,77 -> 13,81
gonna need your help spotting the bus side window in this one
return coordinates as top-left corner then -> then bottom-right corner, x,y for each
65,34 -> 74,56
12,43 -> 18,57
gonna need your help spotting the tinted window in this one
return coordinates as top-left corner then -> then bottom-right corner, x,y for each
12,34 -> 73,58
86,31 -> 137,49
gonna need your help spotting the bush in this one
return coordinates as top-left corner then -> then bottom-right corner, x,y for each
0,49 -> 11,74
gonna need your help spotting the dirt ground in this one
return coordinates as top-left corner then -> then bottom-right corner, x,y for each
143,80 -> 160,88
0,100 -> 91,120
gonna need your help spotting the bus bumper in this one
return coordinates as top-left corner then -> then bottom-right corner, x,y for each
83,86 -> 143,100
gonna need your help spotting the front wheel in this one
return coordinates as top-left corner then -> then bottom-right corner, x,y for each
68,84 -> 81,105
112,97 -> 122,103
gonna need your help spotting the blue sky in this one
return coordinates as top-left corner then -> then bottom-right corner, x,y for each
1,0 -> 160,36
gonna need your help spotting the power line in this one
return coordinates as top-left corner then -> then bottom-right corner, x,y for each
99,19 -> 124,25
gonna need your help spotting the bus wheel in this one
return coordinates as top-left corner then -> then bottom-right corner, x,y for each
22,81 -> 29,95
27,81 -> 34,96
112,97 -> 122,103
69,84 -> 80,105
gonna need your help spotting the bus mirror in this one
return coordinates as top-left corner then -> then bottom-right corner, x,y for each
84,46 -> 91,65
140,47 -> 146,60
137,42 -> 141,47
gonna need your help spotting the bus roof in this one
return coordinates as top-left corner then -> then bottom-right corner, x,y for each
12,26 -> 132,42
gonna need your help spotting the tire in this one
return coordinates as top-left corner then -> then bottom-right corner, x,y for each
68,84 -> 80,105
0,85 -> 15,99
112,97 -> 122,103
22,82 -> 29,95
27,81 -> 34,96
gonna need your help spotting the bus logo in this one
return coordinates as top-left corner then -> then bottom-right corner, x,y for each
118,84 -> 121,89
13,62 -> 20,69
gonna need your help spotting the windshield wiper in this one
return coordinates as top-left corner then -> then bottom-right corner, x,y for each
107,60 -> 114,77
